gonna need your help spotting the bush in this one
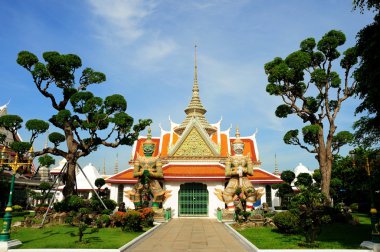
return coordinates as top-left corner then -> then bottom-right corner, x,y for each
90,198 -> 117,213
139,208 -> 154,227
110,210 -> 143,232
53,200 -> 69,212
67,195 -> 85,211
110,211 -> 125,227
12,211 -> 30,217
100,214 -> 111,227
103,199 -> 117,211
12,205 -> 23,212
273,211 -> 300,234
350,203 -> 359,212
122,210 -> 143,232
101,209 -> 113,215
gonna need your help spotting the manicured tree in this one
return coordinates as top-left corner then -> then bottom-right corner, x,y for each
95,178 -> 105,194
6,51 -> 152,198
264,30 -> 357,200
353,1 -> 380,147
290,173 -> 330,247
273,170 -> 295,209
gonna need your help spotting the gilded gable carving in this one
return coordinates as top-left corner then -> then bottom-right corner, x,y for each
173,128 -> 214,157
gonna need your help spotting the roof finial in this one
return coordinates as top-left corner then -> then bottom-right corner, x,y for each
194,44 -> 198,85
274,153 -> 280,176
114,153 -> 119,174
102,158 -> 106,175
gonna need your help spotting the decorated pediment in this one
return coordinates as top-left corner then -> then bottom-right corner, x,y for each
169,117 -> 219,157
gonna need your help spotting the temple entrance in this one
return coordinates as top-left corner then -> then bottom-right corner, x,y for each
178,183 -> 208,216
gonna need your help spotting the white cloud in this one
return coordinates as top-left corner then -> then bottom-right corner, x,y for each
134,38 -> 178,66
87,0 -> 155,43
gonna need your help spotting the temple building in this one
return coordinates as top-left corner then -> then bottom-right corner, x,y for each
105,49 -> 282,218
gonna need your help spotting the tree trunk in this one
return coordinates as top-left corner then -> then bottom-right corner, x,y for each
62,160 -> 77,198
317,128 -> 332,201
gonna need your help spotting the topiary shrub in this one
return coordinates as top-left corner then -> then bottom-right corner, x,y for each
12,205 -> 23,212
100,214 -> 111,227
54,200 -> 69,212
273,210 -> 300,234
67,195 -> 85,211
103,199 -> 117,211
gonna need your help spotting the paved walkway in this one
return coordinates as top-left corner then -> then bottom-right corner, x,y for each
127,219 -> 251,252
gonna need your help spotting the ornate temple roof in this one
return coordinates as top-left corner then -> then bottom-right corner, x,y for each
106,166 -> 282,184
174,46 -> 216,136
105,48 -> 283,186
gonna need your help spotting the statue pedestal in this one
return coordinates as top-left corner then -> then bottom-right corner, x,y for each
221,209 -> 235,222
0,240 -> 22,252
153,208 -> 165,222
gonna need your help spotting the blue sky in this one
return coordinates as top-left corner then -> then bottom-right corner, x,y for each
0,0 -> 375,174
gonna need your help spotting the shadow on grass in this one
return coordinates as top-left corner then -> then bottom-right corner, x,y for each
317,222 -> 372,248
21,230 -> 60,245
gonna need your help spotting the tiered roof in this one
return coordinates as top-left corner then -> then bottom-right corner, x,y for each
106,47 -> 282,185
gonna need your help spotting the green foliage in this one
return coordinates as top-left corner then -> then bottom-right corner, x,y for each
103,199 -> 117,211
25,119 -> 49,143
12,205 -> 23,212
290,184 -> 330,246
264,30 -> 357,200
302,125 -> 320,145
0,115 -> 23,137
66,195 -> 85,212
295,173 -> 313,187
275,104 -> 292,118
39,182 -> 51,193
17,50 -> 152,198
94,178 -> 105,189
277,170 -> 296,208
281,170 -> 296,184
331,131 -> 353,151
353,11 -> 380,146
140,207 -> 155,227
0,133 -> 6,144
111,211 -> 143,232
330,150 -> 380,210
273,211 -> 300,234
9,141 -> 32,157
38,155 -> 55,168
48,132 -> 65,147
283,130 -> 299,145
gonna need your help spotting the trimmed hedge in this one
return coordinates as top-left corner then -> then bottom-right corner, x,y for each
273,211 -> 300,234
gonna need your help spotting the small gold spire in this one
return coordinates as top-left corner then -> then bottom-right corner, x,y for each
194,44 -> 198,86
233,126 -> 243,144
144,127 -> 154,145
274,153 -> 280,176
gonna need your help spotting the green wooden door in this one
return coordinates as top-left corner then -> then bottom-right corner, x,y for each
178,183 -> 208,216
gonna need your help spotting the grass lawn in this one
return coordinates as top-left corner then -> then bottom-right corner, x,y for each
236,213 -> 372,249
8,225 -> 145,249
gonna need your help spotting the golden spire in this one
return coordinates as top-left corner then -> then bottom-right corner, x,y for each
144,127 -> 154,145
174,45 -> 216,136
102,158 -> 106,175
233,126 -> 243,144
274,154 -> 280,176
114,153 -> 119,174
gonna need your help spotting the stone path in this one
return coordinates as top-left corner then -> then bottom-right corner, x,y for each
127,218 -> 251,252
